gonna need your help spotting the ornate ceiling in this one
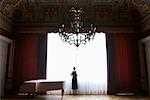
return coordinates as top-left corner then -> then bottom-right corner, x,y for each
0,0 -> 150,27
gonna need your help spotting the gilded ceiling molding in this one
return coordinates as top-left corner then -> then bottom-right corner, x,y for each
119,0 -> 133,8
96,27 -> 137,34
140,13 -> 150,23
132,0 -> 150,16
15,27 -> 58,34
14,26 -> 137,34
131,0 -> 150,33
0,12 -> 15,32
139,13 -> 150,32
2,0 -> 22,15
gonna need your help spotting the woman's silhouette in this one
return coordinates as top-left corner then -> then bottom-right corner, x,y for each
71,67 -> 78,94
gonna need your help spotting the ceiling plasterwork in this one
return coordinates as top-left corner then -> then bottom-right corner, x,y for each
132,0 -> 150,17
1,0 -> 21,16
0,0 -> 150,27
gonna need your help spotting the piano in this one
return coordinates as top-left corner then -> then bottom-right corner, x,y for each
19,79 -> 64,96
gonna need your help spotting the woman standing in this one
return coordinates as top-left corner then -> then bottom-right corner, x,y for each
71,67 -> 78,94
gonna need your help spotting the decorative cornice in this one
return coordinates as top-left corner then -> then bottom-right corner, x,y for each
96,27 -> 137,34
140,13 -> 150,23
2,0 -> 22,16
15,26 -> 137,34
0,34 -> 12,43
141,35 -> 150,43
132,0 -> 150,17
15,27 -> 58,34
0,12 -> 15,32
0,12 -> 14,24
139,13 -> 150,33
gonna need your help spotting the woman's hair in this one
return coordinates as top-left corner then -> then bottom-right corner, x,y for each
73,67 -> 76,70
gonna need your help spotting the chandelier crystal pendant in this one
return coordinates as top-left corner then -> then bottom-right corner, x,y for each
59,7 -> 96,47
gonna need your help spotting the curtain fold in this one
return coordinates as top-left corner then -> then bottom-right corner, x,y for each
37,34 -> 47,78
13,33 -> 47,93
107,34 -> 140,95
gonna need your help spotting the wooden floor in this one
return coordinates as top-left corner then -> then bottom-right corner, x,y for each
2,95 -> 150,100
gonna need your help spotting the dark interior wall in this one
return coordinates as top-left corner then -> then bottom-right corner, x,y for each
13,33 -> 47,93
107,33 -> 141,94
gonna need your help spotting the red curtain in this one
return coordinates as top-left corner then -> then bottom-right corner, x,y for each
107,34 -> 140,94
13,34 -> 47,93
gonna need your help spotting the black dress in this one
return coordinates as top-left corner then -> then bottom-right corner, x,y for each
71,71 -> 78,89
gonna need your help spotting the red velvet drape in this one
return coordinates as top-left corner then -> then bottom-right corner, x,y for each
107,34 -> 140,94
15,35 -> 38,81
13,34 -> 47,93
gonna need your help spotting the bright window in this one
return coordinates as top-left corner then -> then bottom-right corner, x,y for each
47,32 -> 107,94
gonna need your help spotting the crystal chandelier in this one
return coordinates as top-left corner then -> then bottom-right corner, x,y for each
59,7 -> 96,47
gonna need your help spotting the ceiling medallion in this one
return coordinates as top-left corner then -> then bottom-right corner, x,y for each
59,7 -> 96,47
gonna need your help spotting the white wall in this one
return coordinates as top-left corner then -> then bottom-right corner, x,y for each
0,35 -> 12,97
141,36 -> 150,95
